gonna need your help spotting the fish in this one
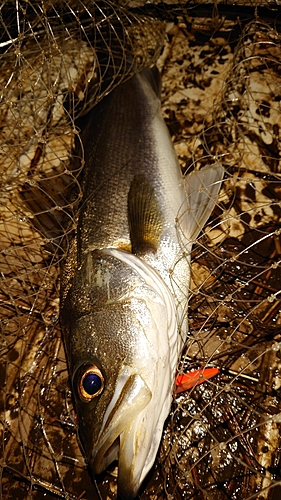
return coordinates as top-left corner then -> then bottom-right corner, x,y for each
60,66 -> 224,500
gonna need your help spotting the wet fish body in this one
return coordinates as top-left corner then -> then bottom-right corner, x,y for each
60,67 -> 223,499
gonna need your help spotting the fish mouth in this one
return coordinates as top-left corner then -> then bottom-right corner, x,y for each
91,366 -> 152,499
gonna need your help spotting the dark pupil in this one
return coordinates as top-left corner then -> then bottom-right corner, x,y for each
83,373 -> 102,396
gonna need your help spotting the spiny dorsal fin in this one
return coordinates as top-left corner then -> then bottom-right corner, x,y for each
128,174 -> 163,255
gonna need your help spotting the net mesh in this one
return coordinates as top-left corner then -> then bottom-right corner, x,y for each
0,2 -> 280,499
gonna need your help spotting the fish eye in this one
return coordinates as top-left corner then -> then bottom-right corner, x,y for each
76,364 -> 105,402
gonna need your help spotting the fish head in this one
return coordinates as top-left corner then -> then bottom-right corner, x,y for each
61,248 -> 178,499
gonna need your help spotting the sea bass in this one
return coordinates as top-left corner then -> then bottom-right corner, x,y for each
60,66 -> 223,499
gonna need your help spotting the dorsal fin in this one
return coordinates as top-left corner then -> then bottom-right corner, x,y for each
128,174 -> 163,255
182,163 -> 224,242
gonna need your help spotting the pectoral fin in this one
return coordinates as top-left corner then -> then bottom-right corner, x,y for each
182,163 -> 224,242
128,174 -> 163,254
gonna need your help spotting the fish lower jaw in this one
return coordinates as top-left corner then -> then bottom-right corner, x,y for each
91,432 -> 141,500
89,369 -> 153,498
91,436 -> 120,474
92,443 -> 141,500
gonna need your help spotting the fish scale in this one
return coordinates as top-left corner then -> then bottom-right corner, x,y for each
76,67 -> 184,263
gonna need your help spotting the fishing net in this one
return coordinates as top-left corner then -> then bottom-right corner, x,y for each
0,1 -> 280,499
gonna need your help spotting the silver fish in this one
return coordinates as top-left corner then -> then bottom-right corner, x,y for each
60,66 -> 223,499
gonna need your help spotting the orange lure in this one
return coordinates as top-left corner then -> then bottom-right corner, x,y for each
175,367 -> 220,394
